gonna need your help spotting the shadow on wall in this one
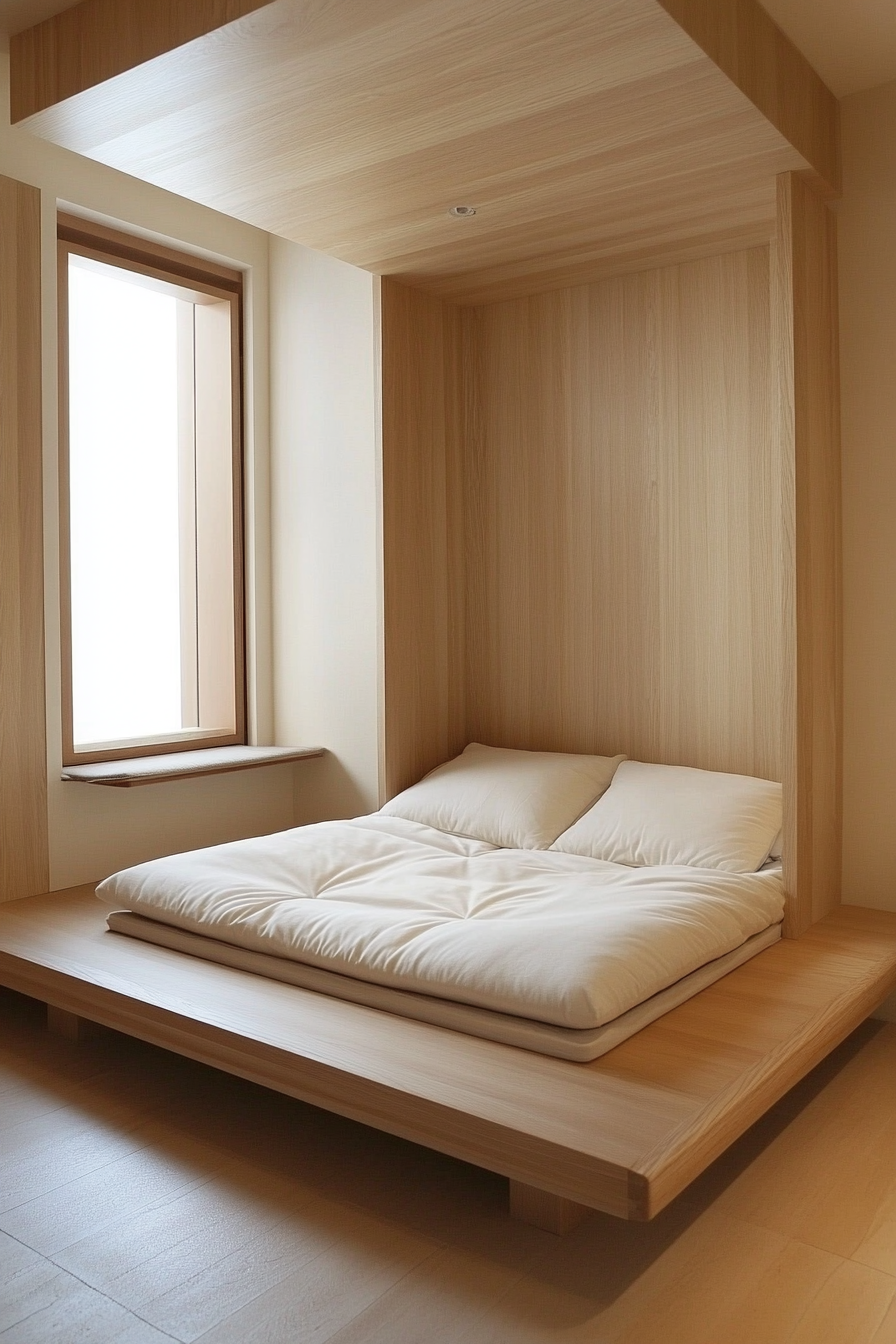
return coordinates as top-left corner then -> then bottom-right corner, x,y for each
292,750 -> 377,827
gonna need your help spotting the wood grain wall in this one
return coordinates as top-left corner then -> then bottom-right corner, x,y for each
380,280 -> 466,797
775,172 -> 842,935
462,247 -> 783,783
0,176 -> 49,902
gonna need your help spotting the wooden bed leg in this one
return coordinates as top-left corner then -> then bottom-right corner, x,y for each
46,1006 -> 97,1041
509,1180 -> 591,1234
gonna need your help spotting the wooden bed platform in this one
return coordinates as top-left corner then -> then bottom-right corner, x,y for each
1,886 -> 894,1233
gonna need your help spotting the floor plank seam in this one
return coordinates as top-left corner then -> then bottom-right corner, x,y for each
0,1276 -> 71,1341
0,1241 -> 184,1344
38,1252 -> 189,1343
311,1246 -> 445,1344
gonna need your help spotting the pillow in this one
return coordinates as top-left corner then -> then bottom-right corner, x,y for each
380,743 -> 626,849
550,760 -> 782,872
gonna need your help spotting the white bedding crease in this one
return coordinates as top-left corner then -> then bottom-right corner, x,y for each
97,815 -> 785,1031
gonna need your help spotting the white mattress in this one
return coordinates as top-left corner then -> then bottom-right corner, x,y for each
106,911 -> 781,1060
98,815 -> 784,1043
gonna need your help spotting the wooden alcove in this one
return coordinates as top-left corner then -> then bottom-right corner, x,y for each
1,0 -> 893,1233
380,168 -> 841,942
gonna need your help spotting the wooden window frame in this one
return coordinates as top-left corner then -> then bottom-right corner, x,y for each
57,214 -> 246,766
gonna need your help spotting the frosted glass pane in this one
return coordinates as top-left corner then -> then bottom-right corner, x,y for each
68,258 -> 186,746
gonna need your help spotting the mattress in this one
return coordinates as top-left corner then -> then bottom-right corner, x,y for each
98,814 -> 784,1059
107,910 -> 781,1060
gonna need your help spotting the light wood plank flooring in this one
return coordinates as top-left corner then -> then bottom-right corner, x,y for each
0,986 -> 894,1343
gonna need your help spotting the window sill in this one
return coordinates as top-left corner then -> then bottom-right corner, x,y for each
61,745 -> 324,787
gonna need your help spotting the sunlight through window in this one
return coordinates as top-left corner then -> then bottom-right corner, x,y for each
59,220 -> 244,763
68,258 -> 184,745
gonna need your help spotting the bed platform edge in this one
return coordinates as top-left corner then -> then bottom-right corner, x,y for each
0,889 -> 894,1231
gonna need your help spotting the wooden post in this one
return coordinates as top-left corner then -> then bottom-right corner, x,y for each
46,1005 -> 100,1041
509,1180 -> 591,1234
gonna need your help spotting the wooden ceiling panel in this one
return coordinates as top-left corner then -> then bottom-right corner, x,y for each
411,168 -> 786,304
78,59 -> 779,240
12,0 -> 834,303
16,0 -> 698,154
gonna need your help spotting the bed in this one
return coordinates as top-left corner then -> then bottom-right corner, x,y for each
99,746 -> 785,1061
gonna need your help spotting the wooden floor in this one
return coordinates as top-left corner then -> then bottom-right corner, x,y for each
0,985 -> 893,1343
1,889 -> 896,1231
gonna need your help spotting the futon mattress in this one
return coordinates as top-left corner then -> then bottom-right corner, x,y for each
98,815 -> 784,1033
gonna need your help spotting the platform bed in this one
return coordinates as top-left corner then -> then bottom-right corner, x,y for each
93,752 -> 792,1065
0,0 -> 869,1245
0,886 -> 894,1234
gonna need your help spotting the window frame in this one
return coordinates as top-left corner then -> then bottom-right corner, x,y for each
57,214 -> 247,766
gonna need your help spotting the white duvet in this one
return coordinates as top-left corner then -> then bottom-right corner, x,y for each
97,815 -> 784,1031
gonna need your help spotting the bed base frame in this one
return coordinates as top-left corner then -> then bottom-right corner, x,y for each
1,887 -> 895,1232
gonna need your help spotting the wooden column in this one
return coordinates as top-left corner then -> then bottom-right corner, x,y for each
0,175 -> 48,902
775,172 -> 842,936
380,279 -> 466,799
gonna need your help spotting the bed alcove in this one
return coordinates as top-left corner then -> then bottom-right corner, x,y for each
1,0 -> 895,1235
380,167 -> 841,942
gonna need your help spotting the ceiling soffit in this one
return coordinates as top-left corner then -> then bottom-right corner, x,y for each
11,0 -> 837,303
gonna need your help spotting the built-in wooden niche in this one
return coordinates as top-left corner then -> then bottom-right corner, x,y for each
380,170 -> 840,940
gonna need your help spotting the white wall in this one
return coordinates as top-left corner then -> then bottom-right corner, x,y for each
839,77 -> 896,1019
269,237 -> 382,821
0,49 -> 298,889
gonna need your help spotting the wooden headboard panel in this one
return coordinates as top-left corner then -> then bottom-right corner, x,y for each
462,246 -> 782,783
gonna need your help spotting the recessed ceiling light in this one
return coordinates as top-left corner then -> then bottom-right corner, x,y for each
448,205 -> 477,218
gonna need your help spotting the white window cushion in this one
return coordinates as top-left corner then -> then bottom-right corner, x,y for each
380,743 -> 626,849
550,760 -> 782,873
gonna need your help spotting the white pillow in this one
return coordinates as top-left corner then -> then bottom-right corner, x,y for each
381,743 -> 626,849
550,760 -> 782,872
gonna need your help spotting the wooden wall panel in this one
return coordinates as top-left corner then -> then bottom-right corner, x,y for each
463,248 -> 782,784
775,173 -> 842,935
0,176 -> 49,902
380,280 -> 466,798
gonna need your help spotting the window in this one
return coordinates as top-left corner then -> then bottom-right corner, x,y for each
57,216 -> 245,764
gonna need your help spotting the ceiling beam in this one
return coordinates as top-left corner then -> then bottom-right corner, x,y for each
10,0 -> 840,200
9,0 -> 272,124
656,0 -> 840,195
7,0 -> 838,300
